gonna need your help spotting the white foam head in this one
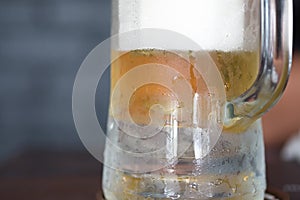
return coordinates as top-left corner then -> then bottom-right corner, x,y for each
115,0 -> 259,51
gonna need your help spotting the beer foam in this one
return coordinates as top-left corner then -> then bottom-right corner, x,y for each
116,0 -> 259,51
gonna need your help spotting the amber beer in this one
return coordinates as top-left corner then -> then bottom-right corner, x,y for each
110,49 -> 259,128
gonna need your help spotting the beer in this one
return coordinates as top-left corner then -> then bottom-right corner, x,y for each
110,49 -> 259,127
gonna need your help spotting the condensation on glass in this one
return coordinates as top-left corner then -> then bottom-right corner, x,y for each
103,0 -> 292,199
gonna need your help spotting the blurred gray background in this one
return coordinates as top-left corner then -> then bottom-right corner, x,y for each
0,0 -> 111,162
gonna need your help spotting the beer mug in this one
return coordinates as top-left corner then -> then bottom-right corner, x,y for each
102,0 -> 293,199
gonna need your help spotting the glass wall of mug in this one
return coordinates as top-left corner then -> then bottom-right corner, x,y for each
103,0 -> 292,199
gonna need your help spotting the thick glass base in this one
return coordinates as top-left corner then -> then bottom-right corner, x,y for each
102,120 -> 266,200
103,170 -> 265,200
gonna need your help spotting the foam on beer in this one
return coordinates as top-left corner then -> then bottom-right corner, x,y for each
116,0 -> 259,51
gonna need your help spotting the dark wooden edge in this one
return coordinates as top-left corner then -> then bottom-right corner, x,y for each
266,187 -> 290,200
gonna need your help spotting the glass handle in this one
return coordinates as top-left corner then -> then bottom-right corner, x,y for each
224,0 -> 293,132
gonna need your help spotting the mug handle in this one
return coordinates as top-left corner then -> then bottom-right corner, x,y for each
224,0 -> 293,132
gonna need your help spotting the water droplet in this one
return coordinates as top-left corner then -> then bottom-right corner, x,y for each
213,179 -> 223,185
168,193 -> 181,199
190,182 -> 198,190
243,175 -> 249,182
232,186 -> 237,193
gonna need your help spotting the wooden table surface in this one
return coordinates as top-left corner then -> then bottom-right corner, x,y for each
0,148 -> 299,200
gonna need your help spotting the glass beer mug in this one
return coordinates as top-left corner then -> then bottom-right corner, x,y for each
102,0 -> 292,199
